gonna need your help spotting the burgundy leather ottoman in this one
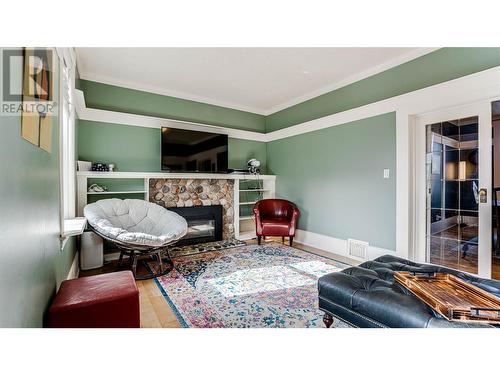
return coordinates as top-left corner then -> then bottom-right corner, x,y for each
47,271 -> 140,328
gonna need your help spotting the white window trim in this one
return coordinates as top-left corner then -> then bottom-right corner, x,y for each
57,48 -> 85,244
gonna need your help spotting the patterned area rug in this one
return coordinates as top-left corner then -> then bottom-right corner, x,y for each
169,239 -> 246,258
154,242 -> 350,328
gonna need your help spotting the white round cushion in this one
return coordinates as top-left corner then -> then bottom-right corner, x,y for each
84,198 -> 187,248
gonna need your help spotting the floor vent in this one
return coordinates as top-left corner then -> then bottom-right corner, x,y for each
347,239 -> 368,259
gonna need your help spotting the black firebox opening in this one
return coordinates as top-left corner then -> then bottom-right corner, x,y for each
168,205 -> 223,246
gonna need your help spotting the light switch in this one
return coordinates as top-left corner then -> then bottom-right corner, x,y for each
383,169 -> 390,179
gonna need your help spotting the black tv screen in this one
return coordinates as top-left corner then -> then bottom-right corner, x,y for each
161,128 -> 228,172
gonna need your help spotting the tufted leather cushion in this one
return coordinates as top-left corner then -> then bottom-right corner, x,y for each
318,255 -> 500,328
84,198 -> 187,248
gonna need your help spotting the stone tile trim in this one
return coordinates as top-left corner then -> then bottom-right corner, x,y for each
149,178 -> 235,239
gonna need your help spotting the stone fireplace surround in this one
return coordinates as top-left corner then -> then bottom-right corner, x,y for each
149,178 -> 235,240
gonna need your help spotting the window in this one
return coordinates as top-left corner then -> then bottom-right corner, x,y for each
57,48 -> 78,236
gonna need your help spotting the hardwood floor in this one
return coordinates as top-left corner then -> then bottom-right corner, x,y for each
78,238 -> 356,328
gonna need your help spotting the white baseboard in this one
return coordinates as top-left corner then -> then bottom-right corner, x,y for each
294,229 -> 395,262
66,250 -> 80,280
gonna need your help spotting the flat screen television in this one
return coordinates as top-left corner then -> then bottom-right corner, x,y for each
161,127 -> 228,172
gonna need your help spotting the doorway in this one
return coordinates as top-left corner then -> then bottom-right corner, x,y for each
415,102 -> 493,279
490,100 -> 500,279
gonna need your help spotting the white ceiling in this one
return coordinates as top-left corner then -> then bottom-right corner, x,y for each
75,47 -> 436,115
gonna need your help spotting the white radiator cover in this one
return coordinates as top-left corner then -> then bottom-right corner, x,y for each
347,239 -> 369,259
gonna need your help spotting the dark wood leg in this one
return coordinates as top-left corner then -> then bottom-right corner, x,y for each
282,236 -> 285,243
289,236 -> 294,247
323,313 -> 334,328
131,253 -> 138,278
118,251 -> 124,267
157,251 -> 164,273
257,236 -> 261,245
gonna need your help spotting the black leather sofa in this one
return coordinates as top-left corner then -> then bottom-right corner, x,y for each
318,255 -> 500,328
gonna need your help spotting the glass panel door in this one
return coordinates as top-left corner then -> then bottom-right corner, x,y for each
425,117 -> 479,273
417,102 -> 492,278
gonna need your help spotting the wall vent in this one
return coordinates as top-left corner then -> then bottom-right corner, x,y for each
347,239 -> 368,259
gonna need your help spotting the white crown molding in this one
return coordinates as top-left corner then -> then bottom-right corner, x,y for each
78,71 -> 269,116
264,48 -> 440,114
77,48 -> 439,116
76,66 -> 500,144
76,89 -> 267,142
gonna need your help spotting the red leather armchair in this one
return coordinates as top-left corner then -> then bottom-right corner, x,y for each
253,199 -> 300,246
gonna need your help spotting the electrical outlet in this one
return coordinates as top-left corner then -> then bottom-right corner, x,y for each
383,169 -> 390,179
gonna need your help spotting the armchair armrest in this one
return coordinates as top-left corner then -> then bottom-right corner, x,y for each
289,207 -> 300,235
253,204 -> 263,234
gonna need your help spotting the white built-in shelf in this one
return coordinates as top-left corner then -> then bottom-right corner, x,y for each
239,216 -> 254,221
77,171 -> 276,180
239,189 -> 270,192
76,170 -> 276,243
87,190 -> 146,195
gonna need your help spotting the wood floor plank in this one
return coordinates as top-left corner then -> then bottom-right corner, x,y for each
150,295 -> 181,328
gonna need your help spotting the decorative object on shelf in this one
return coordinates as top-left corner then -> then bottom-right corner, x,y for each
108,163 -> 115,172
91,162 -> 109,172
227,168 -> 249,174
247,158 -> 261,174
87,183 -> 108,193
77,160 -> 92,171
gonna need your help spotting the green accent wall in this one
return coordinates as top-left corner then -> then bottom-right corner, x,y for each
0,49 -> 76,327
77,120 -> 267,173
267,113 -> 396,250
79,79 -> 266,133
266,48 -> 500,131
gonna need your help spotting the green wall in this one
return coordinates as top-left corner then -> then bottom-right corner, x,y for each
0,49 -> 76,327
77,120 -> 267,173
77,48 -> 500,252
80,79 -> 266,133
267,113 -> 396,250
266,48 -> 500,131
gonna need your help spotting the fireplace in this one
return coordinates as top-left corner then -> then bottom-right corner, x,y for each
168,205 -> 223,246
149,178 -> 235,239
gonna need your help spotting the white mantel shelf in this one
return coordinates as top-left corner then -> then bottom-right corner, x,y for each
77,171 -> 276,180
76,171 -> 276,241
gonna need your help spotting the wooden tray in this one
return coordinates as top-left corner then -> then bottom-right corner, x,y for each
394,271 -> 500,324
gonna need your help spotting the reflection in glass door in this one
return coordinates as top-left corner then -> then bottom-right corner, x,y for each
426,117 -> 479,274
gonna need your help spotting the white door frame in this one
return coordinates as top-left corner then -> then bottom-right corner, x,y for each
412,102 -> 492,278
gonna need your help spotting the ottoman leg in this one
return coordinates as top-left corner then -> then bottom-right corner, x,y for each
323,313 -> 334,328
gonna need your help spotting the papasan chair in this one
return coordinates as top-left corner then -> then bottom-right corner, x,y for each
84,198 -> 188,280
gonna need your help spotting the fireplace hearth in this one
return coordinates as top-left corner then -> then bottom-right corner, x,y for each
168,205 -> 223,246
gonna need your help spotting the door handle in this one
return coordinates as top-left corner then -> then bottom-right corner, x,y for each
479,188 -> 488,204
